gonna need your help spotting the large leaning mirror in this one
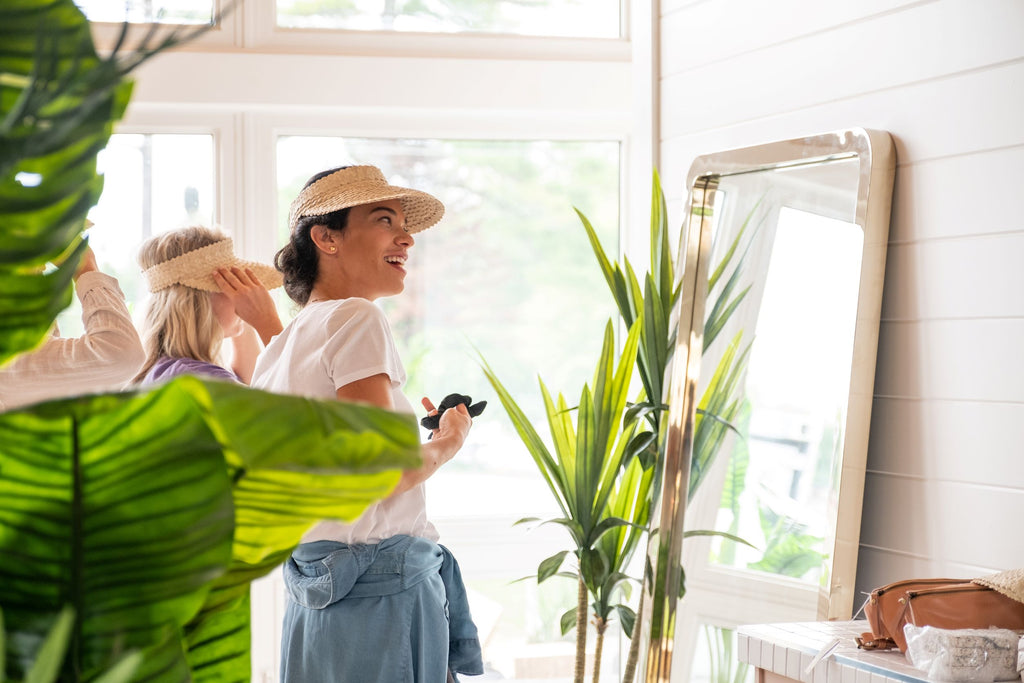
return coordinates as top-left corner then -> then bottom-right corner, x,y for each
636,129 -> 896,682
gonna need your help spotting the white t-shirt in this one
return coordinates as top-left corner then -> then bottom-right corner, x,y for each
251,297 -> 438,544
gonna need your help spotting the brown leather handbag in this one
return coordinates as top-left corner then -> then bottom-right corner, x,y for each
857,578 -> 1024,652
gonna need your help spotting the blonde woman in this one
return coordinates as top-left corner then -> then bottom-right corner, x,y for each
135,226 -> 283,385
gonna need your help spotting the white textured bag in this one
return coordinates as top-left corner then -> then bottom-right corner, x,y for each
904,625 -> 1022,682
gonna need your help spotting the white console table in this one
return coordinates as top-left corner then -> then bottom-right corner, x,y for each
737,620 -> 929,683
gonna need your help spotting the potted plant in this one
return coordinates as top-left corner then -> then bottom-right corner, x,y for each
482,172 -> 757,683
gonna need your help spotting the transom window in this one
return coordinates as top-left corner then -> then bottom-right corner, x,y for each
276,0 -> 621,37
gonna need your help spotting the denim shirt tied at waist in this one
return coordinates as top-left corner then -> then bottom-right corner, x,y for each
284,534 -> 483,677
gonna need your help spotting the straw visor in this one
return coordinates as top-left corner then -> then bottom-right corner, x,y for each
973,568 -> 1024,604
142,238 -> 282,293
288,165 -> 444,235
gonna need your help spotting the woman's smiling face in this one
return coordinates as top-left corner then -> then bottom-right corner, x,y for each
331,199 -> 414,300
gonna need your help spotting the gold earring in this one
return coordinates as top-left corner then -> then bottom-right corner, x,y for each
329,246 -> 337,253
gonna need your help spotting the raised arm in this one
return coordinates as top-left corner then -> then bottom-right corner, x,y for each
213,266 -> 284,383
0,246 -> 145,410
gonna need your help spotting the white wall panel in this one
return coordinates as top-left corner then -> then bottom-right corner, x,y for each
860,474 -> 1024,569
660,58 -> 1024,161
132,52 -> 631,114
881,233 -> 1024,321
890,146 -> 1024,244
660,0 -> 1024,139
868,398 -> 1024,488
661,0 -> 929,77
659,59 -> 1024,237
874,319 -> 1024,402
855,546 -> 1004,594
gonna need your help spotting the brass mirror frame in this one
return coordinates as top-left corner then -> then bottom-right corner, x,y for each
635,128 -> 896,682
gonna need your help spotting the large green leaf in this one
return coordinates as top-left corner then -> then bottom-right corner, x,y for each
183,380 -> 420,681
0,0 -> 209,364
0,0 -> 132,363
0,385 -> 235,679
0,377 -> 419,681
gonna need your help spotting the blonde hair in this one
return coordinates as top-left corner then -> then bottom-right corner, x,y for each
134,226 -> 228,382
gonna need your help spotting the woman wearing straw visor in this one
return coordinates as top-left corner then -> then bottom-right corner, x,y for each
251,166 -> 482,682
135,226 -> 283,385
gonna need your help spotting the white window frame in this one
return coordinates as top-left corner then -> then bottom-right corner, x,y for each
105,1 -> 657,679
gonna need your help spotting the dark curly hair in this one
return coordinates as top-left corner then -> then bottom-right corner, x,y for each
275,167 -> 351,305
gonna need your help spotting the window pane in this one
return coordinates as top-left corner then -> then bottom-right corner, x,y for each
276,0 -> 621,38
75,1 -> 213,24
275,136 -> 620,677
56,134 -> 215,337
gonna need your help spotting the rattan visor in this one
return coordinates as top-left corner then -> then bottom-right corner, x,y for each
974,568 -> 1024,604
141,238 -> 282,293
288,166 -> 444,235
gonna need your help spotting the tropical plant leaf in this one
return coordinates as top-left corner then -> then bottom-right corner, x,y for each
614,604 -> 636,640
0,0 -> 130,363
538,550 -> 570,583
23,605 -> 73,683
560,608 -> 578,637
0,377 -> 419,681
91,650 -> 144,683
692,332 -> 752,498
718,401 -> 751,514
513,516 -> 542,526
706,194 -> 766,294
747,533 -> 825,579
0,387 -> 235,678
683,529 -> 756,550
576,208 -> 636,326
0,0 -> 213,364
478,356 -> 568,517
0,607 -> 6,682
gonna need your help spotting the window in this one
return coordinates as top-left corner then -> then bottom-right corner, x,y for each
62,0 -> 648,677
57,134 -> 215,336
74,0 -> 213,24
276,0 -> 621,38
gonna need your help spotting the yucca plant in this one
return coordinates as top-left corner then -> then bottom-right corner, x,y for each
704,626 -> 749,683
482,318 -> 643,683
481,170 -> 755,683
579,175 -> 765,682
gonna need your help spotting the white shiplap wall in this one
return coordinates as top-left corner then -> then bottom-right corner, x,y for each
658,0 -> 1024,602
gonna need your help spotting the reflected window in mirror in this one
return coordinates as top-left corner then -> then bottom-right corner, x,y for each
706,204 -> 864,587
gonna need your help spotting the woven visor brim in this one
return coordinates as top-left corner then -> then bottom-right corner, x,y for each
973,568 -> 1024,604
142,238 -> 283,293
179,259 -> 283,293
288,175 -> 445,235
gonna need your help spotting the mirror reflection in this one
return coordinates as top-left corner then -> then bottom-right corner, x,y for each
699,158 -> 864,588
638,130 -> 895,683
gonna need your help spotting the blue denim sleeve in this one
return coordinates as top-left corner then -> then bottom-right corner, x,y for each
439,545 -> 484,677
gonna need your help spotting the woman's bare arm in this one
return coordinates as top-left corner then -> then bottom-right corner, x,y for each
335,377 -> 472,495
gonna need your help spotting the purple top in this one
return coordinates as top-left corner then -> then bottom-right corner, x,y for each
142,356 -> 240,385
